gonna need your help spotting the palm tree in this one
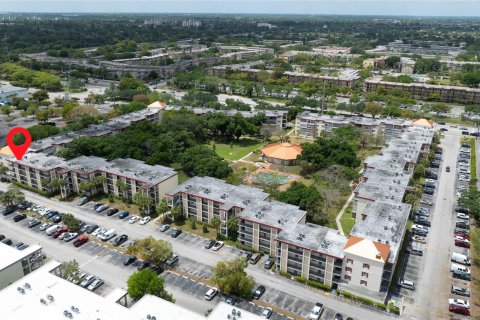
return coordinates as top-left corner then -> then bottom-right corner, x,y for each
133,191 -> 153,215
116,179 -> 128,199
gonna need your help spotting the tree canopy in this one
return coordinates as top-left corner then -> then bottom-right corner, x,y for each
126,236 -> 173,266
211,257 -> 254,298
127,269 -> 174,302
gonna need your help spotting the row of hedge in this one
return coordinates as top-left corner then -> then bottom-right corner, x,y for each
293,275 -> 332,291
340,290 -> 387,310
13,182 -> 53,197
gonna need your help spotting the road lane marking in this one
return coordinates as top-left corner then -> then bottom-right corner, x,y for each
79,255 -> 99,267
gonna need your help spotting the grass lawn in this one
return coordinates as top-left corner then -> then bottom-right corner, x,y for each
208,139 -> 265,161
340,204 -> 355,235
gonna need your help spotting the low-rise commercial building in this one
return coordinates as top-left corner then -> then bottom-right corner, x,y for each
0,83 -> 28,100
0,242 -> 45,290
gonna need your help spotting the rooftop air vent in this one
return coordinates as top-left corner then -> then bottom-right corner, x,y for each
47,294 -> 54,301
40,298 -> 47,305
17,287 -> 25,294
24,283 -> 31,290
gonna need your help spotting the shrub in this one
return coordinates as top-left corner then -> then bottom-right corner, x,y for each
294,276 -> 306,283
13,182 -> 51,197
389,302 -> 400,315
202,223 -> 208,233
306,279 -> 331,291
278,270 -> 291,278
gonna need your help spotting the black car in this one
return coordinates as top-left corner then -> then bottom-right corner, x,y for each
148,265 -> 164,275
225,295 -> 236,305
137,261 -> 151,270
0,234 -> 5,241
406,246 -> 423,256
106,208 -> 119,216
2,238 -> 13,245
454,228 -> 469,236
123,255 -> 137,266
455,207 -> 469,214
46,210 -> 58,220
52,213 -> 63,223
205,239 -> 215,249
252,285 -> 265,299
334,314 -> 344,320
113,234 -> 128,246
456,221 -> 470,229
13,213 -> 27,222
423,188 -> 435,195
28,219 -> 41,228
430,162 -> 440,168
85,224 -> 99,234
413,217 -> 431,227
93,203 -> 103,210
264,259 -> 274,269
17,201 -> 31,210
452,270 -> 471,281
413,228 -> 427,237
243,251 -> 253,261
2,206 -> 16,216
171,229 -> 182,238
17,244 -> 29,250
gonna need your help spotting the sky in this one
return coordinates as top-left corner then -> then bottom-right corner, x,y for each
0,0 -> 479,17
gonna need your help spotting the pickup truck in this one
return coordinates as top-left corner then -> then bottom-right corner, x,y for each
308,303 -> 324,320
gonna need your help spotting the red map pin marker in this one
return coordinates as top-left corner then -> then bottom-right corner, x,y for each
7,127 -> 31,160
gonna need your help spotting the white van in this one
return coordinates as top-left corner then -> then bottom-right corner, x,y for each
451,252 -> 471,266
398,279 -> 415,290
99,229 -> 117,241
45,224 -> 60,236
450,263 -> 470,274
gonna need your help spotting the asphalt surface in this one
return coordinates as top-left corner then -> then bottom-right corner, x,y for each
0,182 -> 391,320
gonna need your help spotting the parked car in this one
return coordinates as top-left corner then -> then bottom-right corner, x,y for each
87,278 -> 104,291
455,207 -> 469,214
456,212 -> 469,220
96,204 -> 109,213
449,304 -> 470,316
454,233 -> 470,241
406,246 -> 423,256
77,197 -> 89,206
64,232 -> 79,242
249,253 -> 261,264
85,224 -> 99,234
398,279 -> 415,290
451,285 -> 470,297
165,254 -> 179,267
80,275 -> 95,288
2,206 -> 16,216
308,303 -> 324,320
205,239 -> 215,249
264,258 -> 275,269
93,203 -> 102,210
261,307 -> 273,319
27,219 -> 41,228
252,285 -> 266,299
242,251 -> 253,261
334,314 -> 344,320
137,261 -> 151,270
448,298 -> 469,309
51,213 -> 63,223
139,216 -> 151,225
118,211 -> 129,219
159,224 -> 170,232
128,216 -> 140,224
445,166 -> 450,172
99,229 -> 117,241
413,216 -> 431,227
123,255 -> 137,266
455,239 -> 470,248
39,223 -> 51,231
413,228 -> 428,237
170,229 -> 182,238
452,270 -> 471,281
423,188 -> 435,195
73,235 -> 89,247
212,241 -> 224,251
204,288 -> 218,300
0,234 -> 5,241
113,234 -> 128,246
1,238 -> 13,245
225,295 -> 236,305
106,208 -> 119,216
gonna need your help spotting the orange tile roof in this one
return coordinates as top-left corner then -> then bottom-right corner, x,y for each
412,118 -> 433,127
261,142 -> 302,161
344,236 -> 390,263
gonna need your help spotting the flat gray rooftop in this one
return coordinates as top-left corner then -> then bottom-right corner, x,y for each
237,200 -> 306,229
276,223 -> 347,259
165,106 -> 287,119
60,156 -> 109,175
10,153 -> 65,171
351,201 -> 411,263
104,158 -> 177,188
355,180 -> 406,203
296,112 -> 410,127
166,176 -> 269,211
362,167 -> 411,189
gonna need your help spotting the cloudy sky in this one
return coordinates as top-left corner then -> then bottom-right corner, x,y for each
0,0 -> 478,16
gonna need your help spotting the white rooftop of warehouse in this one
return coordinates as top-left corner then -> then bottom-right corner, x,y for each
1,260 -> 262,320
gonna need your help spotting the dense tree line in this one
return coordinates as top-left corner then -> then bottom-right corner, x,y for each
59,110 -> 265,179
0,63 -> 62,90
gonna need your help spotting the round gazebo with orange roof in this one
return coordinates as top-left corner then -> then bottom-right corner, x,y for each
260,142 -> 302,166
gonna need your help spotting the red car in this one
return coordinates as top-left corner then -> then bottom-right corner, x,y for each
449,304 -> 470,316
52,226 -> 68,239
454,233 -> 470,240
73,235 -> 89,247
455,239 -> 470,248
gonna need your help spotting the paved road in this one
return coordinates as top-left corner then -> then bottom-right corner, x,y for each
0,182 -> 394,320
402,129 -> 461,320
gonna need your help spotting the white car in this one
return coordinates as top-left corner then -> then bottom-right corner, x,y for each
92,227 -> 106,237
58,232 -> 70,240
448,298 -> 469,309
455,236 -> 469,243
139,216 -> 151,225
412,224 -> 428,232
212,241 -> 224,251
128,216 -> 140,224
261,307 -> 273,319
457,213 -> 469,220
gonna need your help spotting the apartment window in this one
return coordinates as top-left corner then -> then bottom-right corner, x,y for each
347,259 -> 353,264
363,263 -> 370,269
345,267 -> 352,272
361,272 -> 369,278
344,275 -> 351,280
360,280 -> 368,286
